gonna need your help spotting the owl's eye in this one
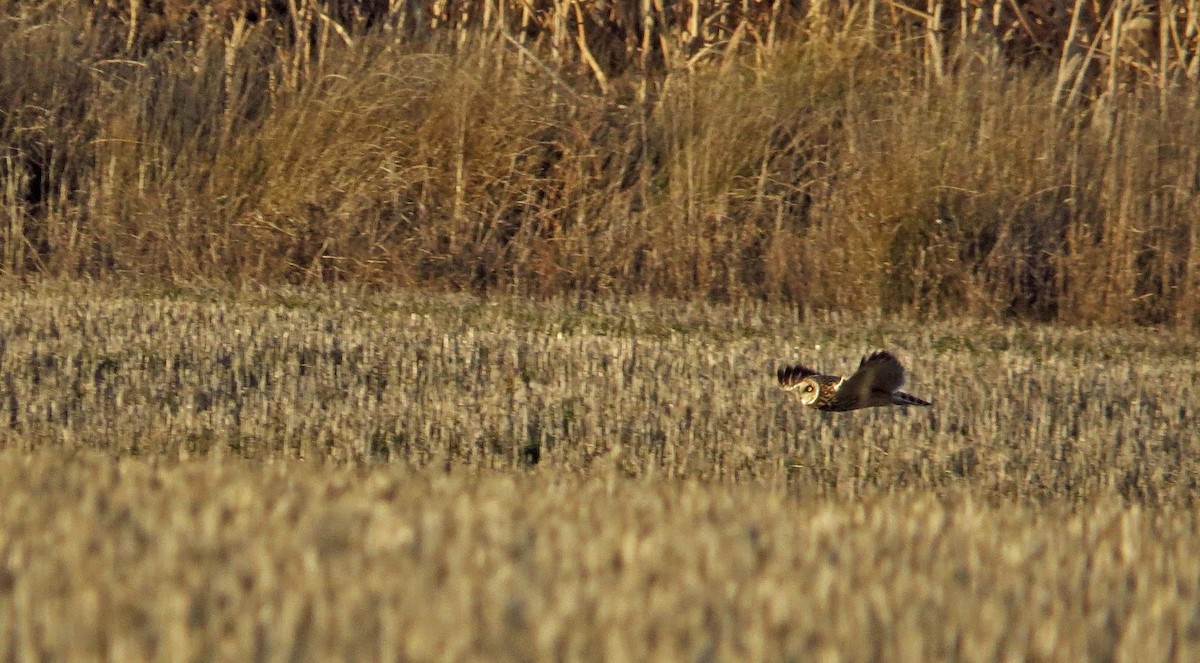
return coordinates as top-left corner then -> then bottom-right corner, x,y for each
803,385 -> 814,393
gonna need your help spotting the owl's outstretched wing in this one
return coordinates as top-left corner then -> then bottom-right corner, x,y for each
839,351 -> 906,400
777,364 -> 819,390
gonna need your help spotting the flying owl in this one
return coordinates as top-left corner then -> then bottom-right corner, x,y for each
777,351 -> 932,412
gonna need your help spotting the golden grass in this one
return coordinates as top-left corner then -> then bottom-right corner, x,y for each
3,3 -> 1200,326
0,283 -> 1198,659
2,457 -> 1198,661
1,283 -> 1197,501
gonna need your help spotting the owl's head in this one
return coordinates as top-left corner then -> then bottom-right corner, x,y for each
795,377 -> 821,406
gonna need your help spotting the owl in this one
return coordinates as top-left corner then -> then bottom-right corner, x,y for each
777,350 -> 932,412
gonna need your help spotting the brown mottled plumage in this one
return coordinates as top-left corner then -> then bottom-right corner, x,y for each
777,351 -> 931,412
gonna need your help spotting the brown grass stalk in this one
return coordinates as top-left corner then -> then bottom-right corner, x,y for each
1,2 -> 1199,326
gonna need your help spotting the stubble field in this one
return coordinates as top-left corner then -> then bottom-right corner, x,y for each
1,283 -> 1198,661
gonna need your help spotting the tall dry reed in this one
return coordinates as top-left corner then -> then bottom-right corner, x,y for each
2,1 -> 1199,325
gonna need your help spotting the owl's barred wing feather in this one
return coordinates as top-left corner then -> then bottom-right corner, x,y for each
893,391 -> 932,407
777,364 -> 819,390
840,351 -> 906,401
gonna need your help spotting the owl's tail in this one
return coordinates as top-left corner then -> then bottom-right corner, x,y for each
892,391 -> 932,407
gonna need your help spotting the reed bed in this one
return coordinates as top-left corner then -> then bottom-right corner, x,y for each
4,2 -> 1200,326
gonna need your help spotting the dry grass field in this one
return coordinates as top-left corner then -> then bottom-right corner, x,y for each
0,283 -> 1198,661
5,2 -> 1200,659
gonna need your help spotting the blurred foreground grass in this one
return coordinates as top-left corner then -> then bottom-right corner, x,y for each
3,455 -> 1197,661
0,283 -> 1197,660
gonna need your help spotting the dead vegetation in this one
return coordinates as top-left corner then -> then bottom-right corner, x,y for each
0,283 -> 1196,501
2,1 -> 1200,325
3,1 -> 1200,655
3,455 -> 1198,661
0,285 -> 1197,659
